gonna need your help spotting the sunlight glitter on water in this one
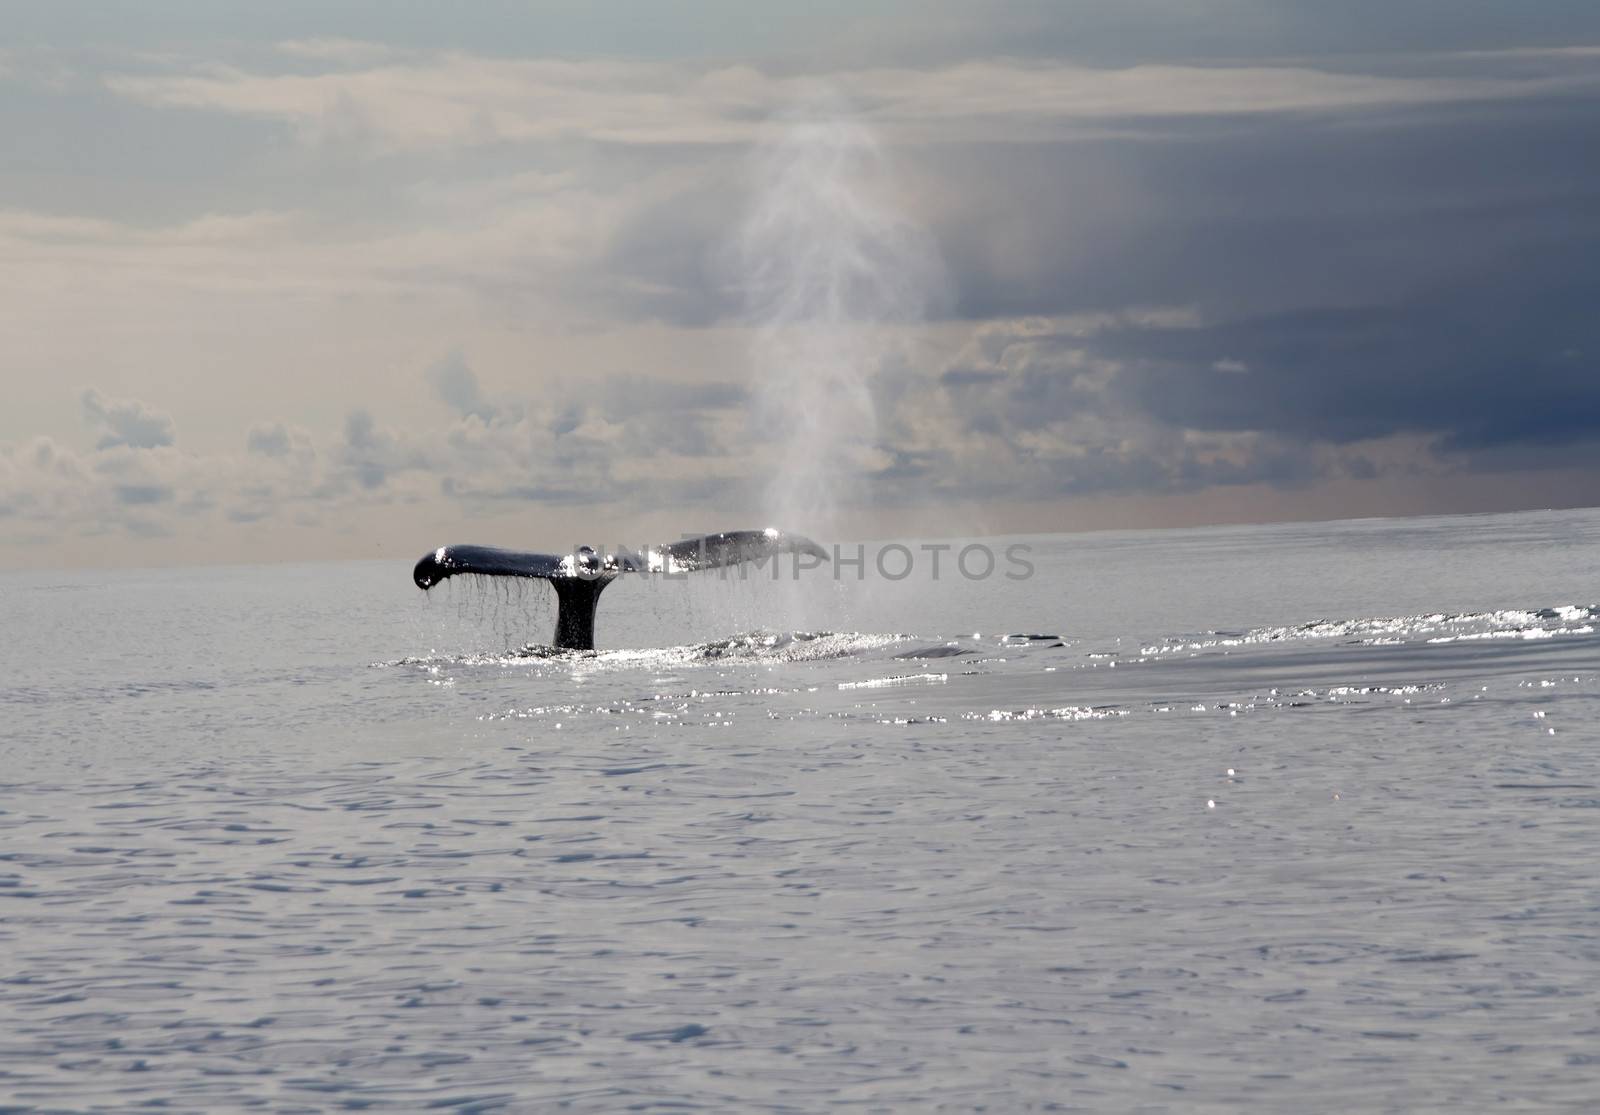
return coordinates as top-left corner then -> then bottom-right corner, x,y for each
4,510 -> 1600,1111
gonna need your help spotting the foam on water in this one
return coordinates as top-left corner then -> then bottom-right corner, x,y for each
1142,602 -> 1599,656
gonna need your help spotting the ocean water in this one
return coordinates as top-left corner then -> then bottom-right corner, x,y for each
2,508 -> 1597,1112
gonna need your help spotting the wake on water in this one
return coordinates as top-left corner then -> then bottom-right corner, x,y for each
379,630 -> 912,671
392,597 -> 1598,671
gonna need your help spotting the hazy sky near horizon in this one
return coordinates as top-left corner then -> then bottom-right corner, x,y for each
3,1 -> 1600,568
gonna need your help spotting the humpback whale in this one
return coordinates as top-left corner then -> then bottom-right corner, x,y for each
412,528 -> 828,651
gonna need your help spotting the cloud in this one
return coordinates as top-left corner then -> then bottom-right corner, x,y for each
859,305 -> 1600,505
861,314 -> 1277,502
7,278 -> 1600,560
0,437 -> 90,523
113,483 -> 173,505
424,364 -> 753,509
80,388 -> 176,449
0,435 -> 209,543
5,29 -> 1600,559
275,38 -> 410,68
0,166 -> 666,336
14,42 -> 1600,340
587,375 -> 746,419
100,49 -> 1600,153
1097,261 -> 1600,454
8,390 -> 435,544
339,408 -> 432,491
426,353 -> 499,421
246,422 -> 313,460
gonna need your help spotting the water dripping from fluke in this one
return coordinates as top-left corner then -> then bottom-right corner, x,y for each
411,529 -> 827,651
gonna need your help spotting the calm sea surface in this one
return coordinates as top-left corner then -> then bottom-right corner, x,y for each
2,509 -> 1598,1111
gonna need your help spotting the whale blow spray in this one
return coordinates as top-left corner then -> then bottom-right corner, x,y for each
738,92 -> 942,541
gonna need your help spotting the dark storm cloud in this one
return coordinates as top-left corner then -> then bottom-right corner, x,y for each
928,91 -> 1600,321
578,68 -> 1600,498
1108,276 -> 1600,452
889,255 -> 1599,502
888,83 -> 1600,488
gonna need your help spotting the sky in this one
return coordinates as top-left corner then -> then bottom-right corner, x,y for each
3,1 -> 1599,569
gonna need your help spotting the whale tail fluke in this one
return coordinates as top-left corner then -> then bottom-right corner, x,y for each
412,529 -> 827,651
654,529 -> 828,572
